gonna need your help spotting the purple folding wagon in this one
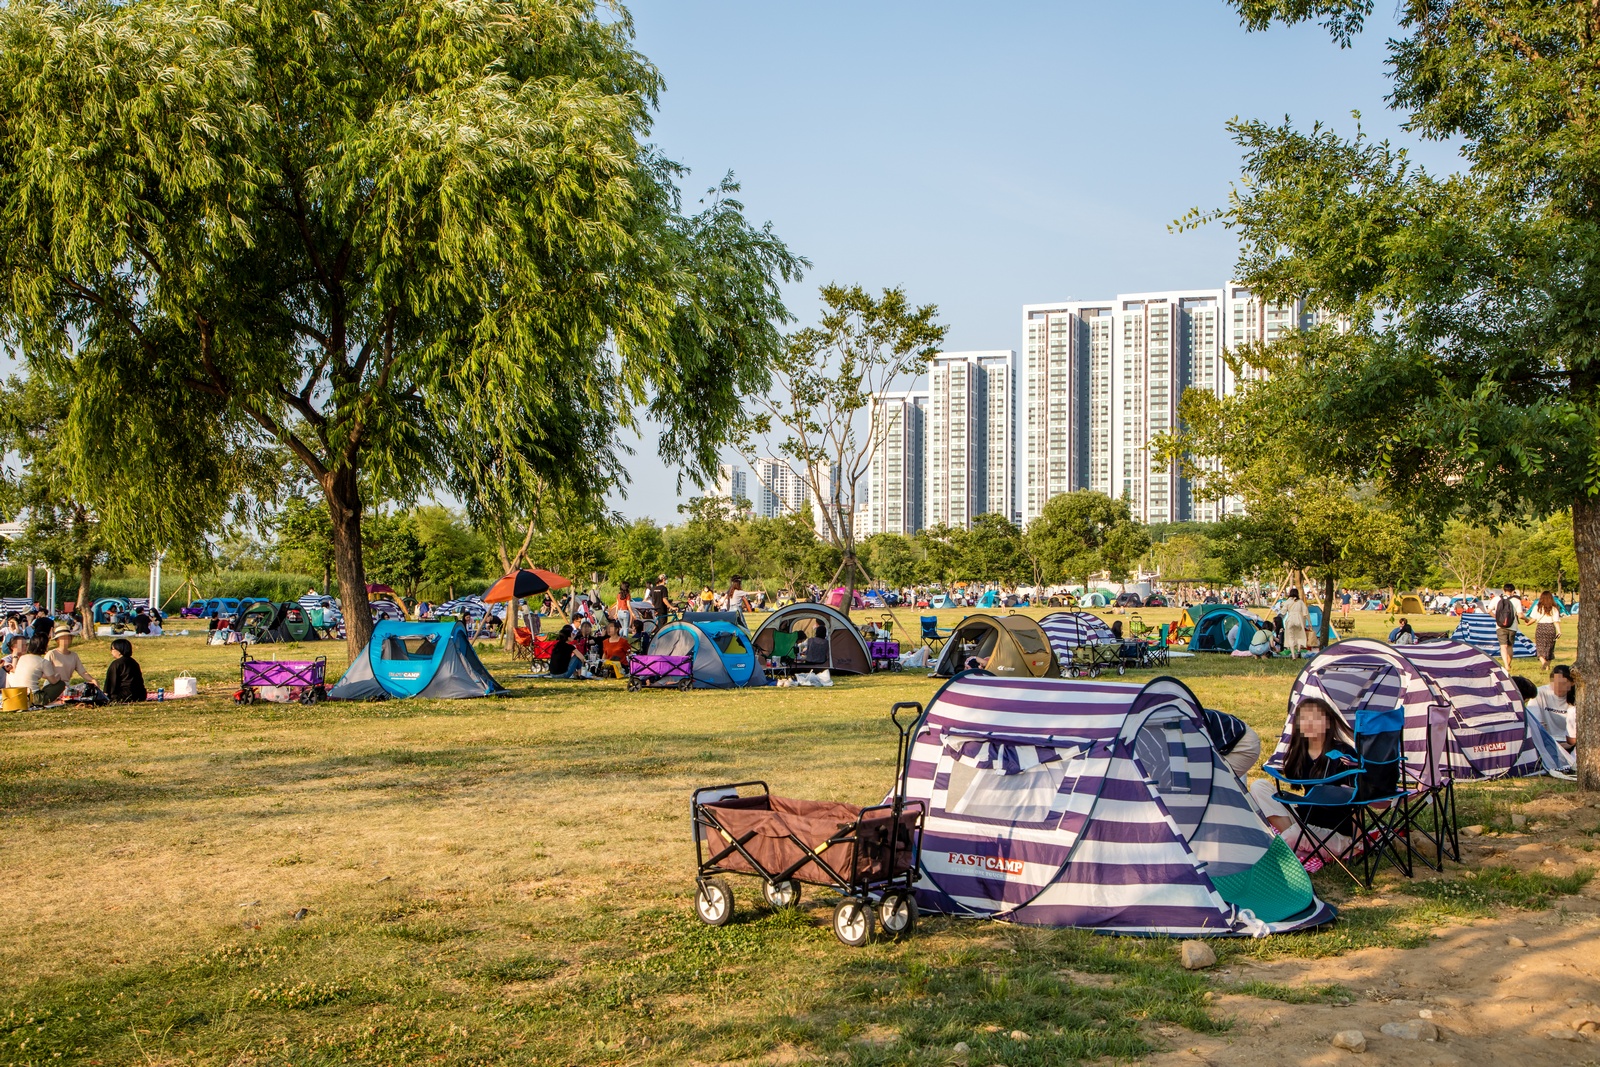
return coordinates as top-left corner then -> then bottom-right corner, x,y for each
627,653 -> 694,691
236,649 -> 328,705
868,640 -> 901,672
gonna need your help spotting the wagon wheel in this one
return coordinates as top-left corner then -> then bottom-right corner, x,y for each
762,879 -> 801,909
298,688 -> 316,705
877,891 -> 917,941
694,878 -> 734,927
677,678 -> 693,691
312,685 -> 326,703
832,897 -> 873,947
1117,663 -> 1126,676
627,677 -> 641,692
236,688 -> 255,705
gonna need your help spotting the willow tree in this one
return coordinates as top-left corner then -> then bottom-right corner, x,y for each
0,0 -> 801,655
1197,1 -> 1600,785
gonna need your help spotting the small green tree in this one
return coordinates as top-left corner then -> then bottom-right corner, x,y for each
1024,491 -> 1148,588
742,285 -> 946,616
411,507 -> 490,601
612,519 -> 670,588
965,514 -> 1026,587
363,513 -> 425,601
861,533 -> 921,591
275,496 -> 336,592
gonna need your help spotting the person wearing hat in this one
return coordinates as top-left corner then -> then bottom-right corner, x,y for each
46,629 -> 97,696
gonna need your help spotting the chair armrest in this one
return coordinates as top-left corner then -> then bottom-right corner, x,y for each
1263,763 -> 1363,788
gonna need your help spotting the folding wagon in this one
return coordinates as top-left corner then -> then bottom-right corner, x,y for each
690,703 -> 926,946
235,648 -> 328,705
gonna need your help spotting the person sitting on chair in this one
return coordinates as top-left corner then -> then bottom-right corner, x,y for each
797,624 -> 829,666
1248,698 -> 1358,865
600,621 -> 633,680
103,638 -> 148,704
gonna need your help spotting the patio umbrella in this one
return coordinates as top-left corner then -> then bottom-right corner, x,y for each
482,568 -> 570,603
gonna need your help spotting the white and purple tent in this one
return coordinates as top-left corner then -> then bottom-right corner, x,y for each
1038,610 -> 1115,659
901,673 -> 1336,937
1275,639 -> 1543,781
1450,612 -> 1538,659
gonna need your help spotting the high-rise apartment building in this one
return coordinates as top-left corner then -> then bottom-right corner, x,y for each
861,390 -> 927,537
926,351 -> 1014,529
1022,285 -> 1319,525
747,456 -> 805,519
714,463 -> 749,512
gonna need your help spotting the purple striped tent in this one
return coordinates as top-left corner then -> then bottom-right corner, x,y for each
1274,639 -> 1541,782
1450,612 -> 1538,659
901,673 -> 1336,937
1038,611 -> 1115,658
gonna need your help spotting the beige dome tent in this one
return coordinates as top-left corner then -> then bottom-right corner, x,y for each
931,614 -> 1060,679
751,602 -> 873,674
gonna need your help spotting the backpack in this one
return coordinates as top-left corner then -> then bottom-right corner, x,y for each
1494,596 -> 1517,628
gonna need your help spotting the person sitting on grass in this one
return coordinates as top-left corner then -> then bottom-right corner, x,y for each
103,638 -> 148,704
543,625 -> 586,680
600,620 -> 633,679
12,628 -> 60,705
1248,698 -> 1359,871
47,630 -> 97,695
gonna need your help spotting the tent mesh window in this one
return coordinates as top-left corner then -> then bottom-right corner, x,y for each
381,637 -> 439,660
940,741 -> 1084,826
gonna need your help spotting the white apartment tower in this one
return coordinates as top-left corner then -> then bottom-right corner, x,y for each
926,351 -> 1014,529
863,390 -> 927,536
1023,285 -> 1299,525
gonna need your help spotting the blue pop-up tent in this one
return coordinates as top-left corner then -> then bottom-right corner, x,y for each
329,620 -> 506,700
1189,606 -> 1267,653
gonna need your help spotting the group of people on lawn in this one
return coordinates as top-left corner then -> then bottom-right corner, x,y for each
1,617 -> 147,706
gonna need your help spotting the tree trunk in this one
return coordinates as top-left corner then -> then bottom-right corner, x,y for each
1319,573 -> 1336,649
323,466 -> 374,660
1573,499 -> 1600,790
76,558 -> 93,641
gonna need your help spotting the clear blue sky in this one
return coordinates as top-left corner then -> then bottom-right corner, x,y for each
609,1 -> 1453,523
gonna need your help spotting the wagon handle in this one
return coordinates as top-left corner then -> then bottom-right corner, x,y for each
888,702 -> 922,801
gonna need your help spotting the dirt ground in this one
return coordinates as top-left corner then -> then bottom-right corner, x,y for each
1141,791 -> 1600,1067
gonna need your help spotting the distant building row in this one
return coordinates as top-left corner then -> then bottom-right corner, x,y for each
859,285 -> 1340,535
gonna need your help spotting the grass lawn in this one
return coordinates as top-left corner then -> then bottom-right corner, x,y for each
0,606 -> 1587,1065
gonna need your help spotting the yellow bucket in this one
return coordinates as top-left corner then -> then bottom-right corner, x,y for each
2,687 -> 31,712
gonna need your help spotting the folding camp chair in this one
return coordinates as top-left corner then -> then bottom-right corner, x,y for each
511,626 -> 535,662
1396,703 -> 1461,872
767,630 -> 800,675
1264,708 -> 1413,888
919,616 -> 952,653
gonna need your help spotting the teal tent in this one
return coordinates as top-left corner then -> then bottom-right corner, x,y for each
330,621 -> 505,700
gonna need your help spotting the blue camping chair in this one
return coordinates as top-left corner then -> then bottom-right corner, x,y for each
919,615 -> 953,653
1264,707 -> 1414,887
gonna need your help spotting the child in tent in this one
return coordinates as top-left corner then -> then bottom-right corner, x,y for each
1250,698 -> 1359,870
103,638 -> 148,704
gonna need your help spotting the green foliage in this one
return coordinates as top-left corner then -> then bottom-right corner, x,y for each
273,497 -> 335,588
0,0 -> 802,652
411,507 -> 491,601
964,513 -> 1026,585
362,513 -> 425,599
1024,491 -> 1151,585
860,533 -> 920,589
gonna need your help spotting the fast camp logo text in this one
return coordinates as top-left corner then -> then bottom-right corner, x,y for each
947,852 -> 1024,875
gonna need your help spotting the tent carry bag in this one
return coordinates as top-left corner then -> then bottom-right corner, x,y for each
1,687 -> 29,712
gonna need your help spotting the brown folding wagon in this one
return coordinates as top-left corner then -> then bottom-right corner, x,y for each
690,703 -> 925,946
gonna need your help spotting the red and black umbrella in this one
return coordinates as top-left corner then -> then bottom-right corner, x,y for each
483,568 -> 571,603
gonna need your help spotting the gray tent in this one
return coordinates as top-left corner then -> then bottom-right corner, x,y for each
329,621 -> 506,700
751,602 -> 873,674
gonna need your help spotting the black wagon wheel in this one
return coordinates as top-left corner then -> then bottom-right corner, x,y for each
877,891 -> 918,941
832,896 -> 873,947
236,688 -> 254,705
627,676 -> 641,692
1117,662 -> 1126,676
694,877 -> 734,927
677,678 -> 693,691
761,879 -> 801,909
